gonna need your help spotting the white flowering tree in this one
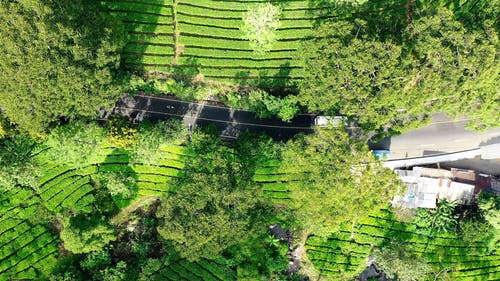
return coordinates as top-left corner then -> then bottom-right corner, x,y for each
242,3 -> 281,54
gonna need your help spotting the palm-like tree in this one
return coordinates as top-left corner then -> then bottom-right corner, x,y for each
415,199 -> 458,234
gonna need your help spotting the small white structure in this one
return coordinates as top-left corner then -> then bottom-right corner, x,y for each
392,167 -> 475,209
314,116 -> 346,127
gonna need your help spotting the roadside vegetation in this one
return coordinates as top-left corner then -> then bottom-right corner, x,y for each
0,0 -> 499,280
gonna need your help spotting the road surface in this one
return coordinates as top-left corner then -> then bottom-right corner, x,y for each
114,95 -> 500,160
376,113 -> 500,160
114,94 -> 314,140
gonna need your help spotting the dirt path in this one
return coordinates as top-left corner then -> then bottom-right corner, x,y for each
172,0 -> 181,63
294,231 -> 320,280
110,195 -> 159,225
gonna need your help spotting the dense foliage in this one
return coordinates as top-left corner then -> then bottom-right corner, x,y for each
0,0 -> 499,280
43,122 -> 106,167
60,215 -> 117,254
373,242 -> 431,281
0,0 -> 125,136
0,134 -> 39,191
414,199 -> 459,234
478,192 -> 500,250
299,6 -> 499,133
282,126 -> 402,236
156,130 -> 259,262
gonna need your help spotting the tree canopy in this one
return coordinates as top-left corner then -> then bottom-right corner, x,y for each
373,242 -> 431,281
282,126 -> 402,236
242,3 -> 281,54
0,134 -> 39,191
156,130 -> 260,262
61,215 -> 116,254
0,0 -> 126,136
299,8 -> 499,134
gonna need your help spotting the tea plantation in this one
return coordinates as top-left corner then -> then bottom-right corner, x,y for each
0,142 -> 188,280
0,188 -> 58,280
1,0 -> 498,279
104,0 -> 408,86
306,210 -> 500,280
254,159 -> 500,280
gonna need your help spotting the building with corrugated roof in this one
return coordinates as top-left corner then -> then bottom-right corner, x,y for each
391,167 -> 486,209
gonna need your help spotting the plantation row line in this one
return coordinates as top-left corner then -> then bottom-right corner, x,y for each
154,257 -> 236,281
105,0 -> 173,8
1,143 -> 192,279
106,1 -> 173,16
178,0 -> 331,12
0,189 -> 59,280
124,55 -> 303,69
305,209 -> 500,280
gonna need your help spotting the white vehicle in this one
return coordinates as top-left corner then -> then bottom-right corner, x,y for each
314,116 -> 347,127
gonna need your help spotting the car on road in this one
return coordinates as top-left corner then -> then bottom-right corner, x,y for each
372,150 -> 391,160
314,116 -> 347,127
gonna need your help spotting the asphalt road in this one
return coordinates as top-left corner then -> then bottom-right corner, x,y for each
114,94 -> 315,140
114,95 -> 500,159
379,113 -> 500,159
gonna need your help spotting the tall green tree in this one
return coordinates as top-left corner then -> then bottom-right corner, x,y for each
0,0 -> 126,136
43,121 -> 106,167
407,9 -> 499,131
156,130 -> 259,262
282,127 -> 401,236
299,8 -> 499,134
373,242 -> 431,281
299,19 -> 425,133
241,3 -> 281,54
60,215 -> 117,254
478,192 -> 500,251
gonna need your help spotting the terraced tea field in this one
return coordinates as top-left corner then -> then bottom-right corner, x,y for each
0,143 -> 188,280
0,188 -> 58,280
103,0 -> 411,87
252,160 -> 500,280
151,255 -> 236,281
38,144 -> 187,205
104,0 -> 488,88
252,159 -> 302,204
306,209 -> 500,280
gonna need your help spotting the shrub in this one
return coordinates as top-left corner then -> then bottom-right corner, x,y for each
392,206 -> 417,223
106,115 -> 138,149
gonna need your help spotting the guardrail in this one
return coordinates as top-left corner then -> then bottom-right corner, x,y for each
384,143 -> 500,170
